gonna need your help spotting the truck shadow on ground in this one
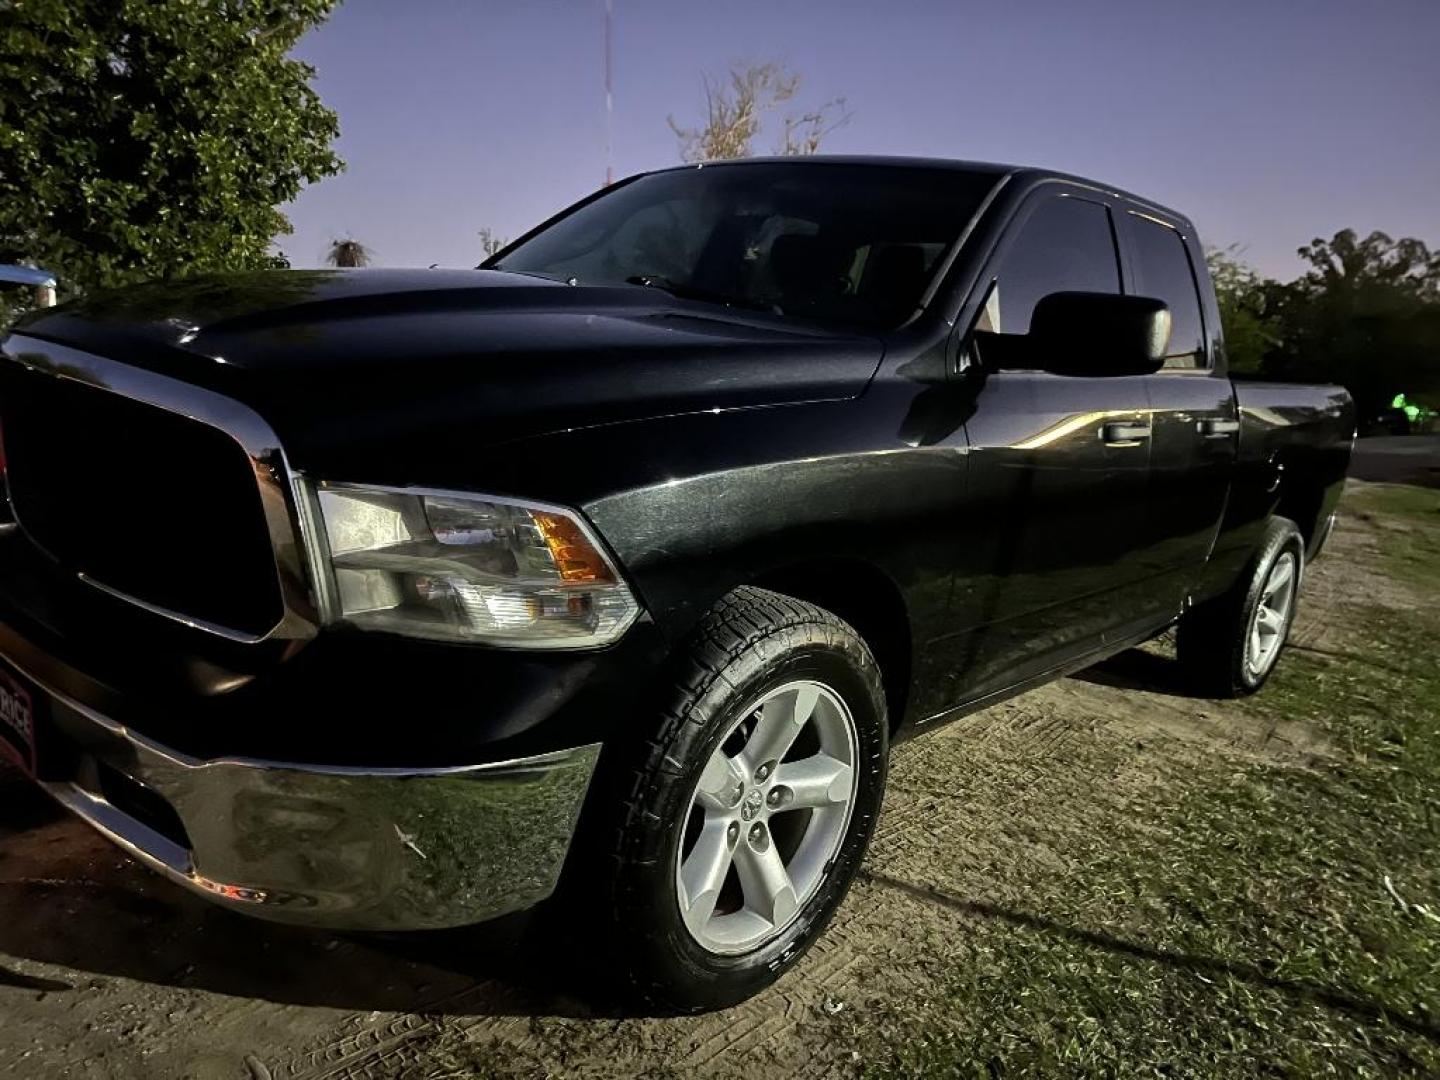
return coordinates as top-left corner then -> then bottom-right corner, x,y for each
0,780 -> 607,1018
861,870 -> 1440,1045
1070,645 -> 1202,699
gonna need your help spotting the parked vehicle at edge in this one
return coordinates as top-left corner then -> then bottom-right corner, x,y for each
0,158 -> 1353,1010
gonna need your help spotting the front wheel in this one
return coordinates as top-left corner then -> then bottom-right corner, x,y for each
604,587 -> 888,1012
1177,516 -> 1304,697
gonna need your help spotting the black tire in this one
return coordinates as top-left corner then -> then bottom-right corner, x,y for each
1177,516 -> 1305,697
601,586 -> 888,1013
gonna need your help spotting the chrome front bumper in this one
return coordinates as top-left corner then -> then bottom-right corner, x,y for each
21,671 -> 600,932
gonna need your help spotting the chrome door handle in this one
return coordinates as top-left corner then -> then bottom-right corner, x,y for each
1198,418 -> 1240,438
1101,421 -> 1151,446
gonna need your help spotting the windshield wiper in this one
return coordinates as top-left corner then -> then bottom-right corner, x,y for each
489,267 -> 575,284
624,275 -> 779,315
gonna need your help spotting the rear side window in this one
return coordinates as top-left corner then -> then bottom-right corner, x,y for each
978,196 -> 1121,335
1127,215 -> 1208,369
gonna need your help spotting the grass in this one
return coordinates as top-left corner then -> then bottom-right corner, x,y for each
846,486 -> 1440,1078
1345,482 -> 1440,591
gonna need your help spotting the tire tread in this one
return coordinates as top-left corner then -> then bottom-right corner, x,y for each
1177,516 -> 1303,698
604,586 -> 883,1011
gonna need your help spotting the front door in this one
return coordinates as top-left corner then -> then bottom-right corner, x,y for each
938,192 -> 1164,707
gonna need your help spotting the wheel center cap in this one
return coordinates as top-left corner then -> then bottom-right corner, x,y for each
740,788 -> 765,821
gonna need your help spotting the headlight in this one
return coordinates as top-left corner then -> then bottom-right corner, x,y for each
314,483 -> 639,648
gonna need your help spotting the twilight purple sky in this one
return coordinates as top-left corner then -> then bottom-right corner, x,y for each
284,0 -> 1439,281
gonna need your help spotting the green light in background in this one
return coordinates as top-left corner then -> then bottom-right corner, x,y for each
1391,393 -> 1421,423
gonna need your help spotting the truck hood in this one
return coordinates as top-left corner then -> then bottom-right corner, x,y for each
12,269 -> 882,482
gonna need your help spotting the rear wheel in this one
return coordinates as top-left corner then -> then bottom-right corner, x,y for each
1177,516 -> 1304,697
603,586 -> 887,1012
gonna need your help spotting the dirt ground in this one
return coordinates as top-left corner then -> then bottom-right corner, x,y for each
0,486 -> 1408,1078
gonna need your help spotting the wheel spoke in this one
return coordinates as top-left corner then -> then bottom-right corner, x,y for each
734,836 -> 798,926
1249,623 -> 1265,664
694,751 -> 745,812
676,678 -> 858,956
773,753 -> 852,809
679,818 -> 734,934
1265,557 -> 1295,600
740,684 -> 819,771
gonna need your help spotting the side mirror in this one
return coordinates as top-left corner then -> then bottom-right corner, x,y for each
1028,291 -> 1171,377
0,264 -> 59,307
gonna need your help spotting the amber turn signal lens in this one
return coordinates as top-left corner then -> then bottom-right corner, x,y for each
532,511 -> 614,583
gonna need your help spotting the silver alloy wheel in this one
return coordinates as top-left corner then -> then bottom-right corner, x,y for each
1245,550 -> 1297,678
675,679 -> 859,956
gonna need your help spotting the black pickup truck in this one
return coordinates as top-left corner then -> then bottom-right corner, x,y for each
0,158 -> 1352,1010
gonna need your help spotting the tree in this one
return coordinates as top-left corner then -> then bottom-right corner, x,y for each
0,0 -> 344,318
477,227 -> 507,260
1205,246 -> 1277,376
668,61 -> 850,163
1200,232 -> 1440,423
325,237 -> 372,268
1263,231 -> 1440,418
777,99 -> 850,157
1295,229 -> 1440,302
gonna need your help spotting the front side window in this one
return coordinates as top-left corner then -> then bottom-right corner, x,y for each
1127,214 -> 1208,369
976,195 -> 1122,336
490,164 -> 999,331
971,195 -> 1123,371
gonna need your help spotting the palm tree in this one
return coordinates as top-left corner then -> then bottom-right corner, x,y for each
325,238 -> 373,268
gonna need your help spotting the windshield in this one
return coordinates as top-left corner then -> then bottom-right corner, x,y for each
490,163 -> 1000,331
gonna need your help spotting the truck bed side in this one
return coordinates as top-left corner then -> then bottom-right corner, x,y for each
1198,381 -> 1355,603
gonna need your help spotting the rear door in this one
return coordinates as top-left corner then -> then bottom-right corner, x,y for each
1120,210 -> 1238,613
943,191 -> 1163,704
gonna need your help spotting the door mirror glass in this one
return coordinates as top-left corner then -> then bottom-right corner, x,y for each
0,264 -> 58,308
975,290 -> 1171,377
0,265 -> 57,289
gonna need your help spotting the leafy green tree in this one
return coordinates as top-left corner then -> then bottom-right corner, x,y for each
325,237 -> 372,268
1295,228 -> 1439,302
1205,246 -> 1277,377
1264,230 -> 1440,419
0,0 -> 344,319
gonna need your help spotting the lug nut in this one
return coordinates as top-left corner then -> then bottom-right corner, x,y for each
727,821 -> 740,846
729,780 -> 744,807
767,788 -> 782,808
755,762 -> 773,783
748,822 -> 765,846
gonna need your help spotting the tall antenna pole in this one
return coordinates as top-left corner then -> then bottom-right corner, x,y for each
604,0 -> 614,186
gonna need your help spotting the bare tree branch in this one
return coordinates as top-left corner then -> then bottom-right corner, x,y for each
670,61 -> 843,163
777,96 -> 852,156
477,227 -> 507,260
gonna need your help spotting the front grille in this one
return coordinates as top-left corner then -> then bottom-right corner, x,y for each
0,363 -> 284,638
